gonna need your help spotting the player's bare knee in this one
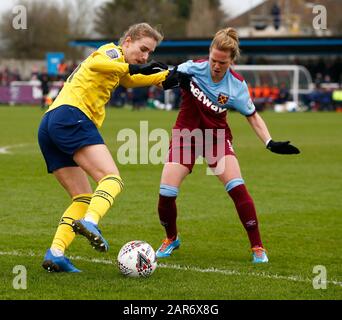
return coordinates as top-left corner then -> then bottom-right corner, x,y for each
93,166 -> 120,182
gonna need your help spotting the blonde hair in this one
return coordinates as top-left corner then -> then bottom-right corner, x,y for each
210,27 -> 240,61
119,23 -> 163,46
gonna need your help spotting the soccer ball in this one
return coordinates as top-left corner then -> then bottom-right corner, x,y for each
117,241 -> 157,278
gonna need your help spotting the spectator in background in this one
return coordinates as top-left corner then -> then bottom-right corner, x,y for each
132,87 -> 149,110
148,86 -> 165,109
1,67 -> 21,85
304,84 -> 333,111
109,86 -> 127,107
68,61 -> 79,77
314,72 -> 323,87
30,66 -> 40,80
318,86 -> 334,111
323,75 -> 332,84
0,68 -> 5,85
277,83 -> 290,104
270,86 -> 280,102
38,67 -> 50,109
261,83 -> 271,101
12,69 -> 21,82
57,59 -> 68,81
251,85 -> 264,111
1,68 -> 11,86
271,2 -> 281,30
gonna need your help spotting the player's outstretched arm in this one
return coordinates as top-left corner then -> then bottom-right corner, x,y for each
89,54 -> 167,76
247,112 -> 300,155
129,60 -> 168,75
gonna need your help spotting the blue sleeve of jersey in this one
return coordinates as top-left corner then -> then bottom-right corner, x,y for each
177,60 -> 195,75
232,81 -> 256,116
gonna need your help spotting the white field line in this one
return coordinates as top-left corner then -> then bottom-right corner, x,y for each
1,250 -> 341,287
0,144 -> 30,154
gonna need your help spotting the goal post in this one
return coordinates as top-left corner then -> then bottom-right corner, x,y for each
233,65 -> 313,107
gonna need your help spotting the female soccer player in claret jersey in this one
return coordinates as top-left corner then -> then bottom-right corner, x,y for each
38,23 -> 169,273
158,27 -> 300,263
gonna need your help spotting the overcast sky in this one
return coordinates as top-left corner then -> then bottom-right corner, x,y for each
0,0 -> 265,20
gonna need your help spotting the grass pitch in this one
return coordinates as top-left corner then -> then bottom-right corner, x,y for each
0,106 -> 341,300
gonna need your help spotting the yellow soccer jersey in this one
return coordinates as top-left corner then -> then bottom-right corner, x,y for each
48,43 -> 168,128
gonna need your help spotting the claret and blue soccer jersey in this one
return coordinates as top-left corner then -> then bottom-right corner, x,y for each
168,59 -> 256,171
173,59 -> 256,141
178,59 -> 256,116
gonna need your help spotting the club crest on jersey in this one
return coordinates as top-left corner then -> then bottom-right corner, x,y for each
106,48 -> 120,59
190,82 -> 226,114
217,93 -> 229,105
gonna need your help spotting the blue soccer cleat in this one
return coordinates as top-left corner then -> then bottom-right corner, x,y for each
156,236 -> 180,258
42,249 -> 81,273
252,247 -> 269,263
72,219 -> 109,252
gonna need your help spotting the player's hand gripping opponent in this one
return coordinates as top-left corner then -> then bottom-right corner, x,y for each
266,140 -> 300,154
129,60 -> 168,75
162,66 -> 192,91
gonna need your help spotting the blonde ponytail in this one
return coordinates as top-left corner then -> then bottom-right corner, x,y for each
210,27 -> 240,61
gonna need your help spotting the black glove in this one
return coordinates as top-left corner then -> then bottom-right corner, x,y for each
162,67 -> 179,90
178,71 -> 192,91
162,66 -> 192,91
128,60 -> 168,75
266,140 -> 300,155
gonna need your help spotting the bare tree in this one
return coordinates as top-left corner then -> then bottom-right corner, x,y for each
64,0 -> 93,38
0,0 -> 87,59
94,0 -> 188,39
186,0 -> 227,37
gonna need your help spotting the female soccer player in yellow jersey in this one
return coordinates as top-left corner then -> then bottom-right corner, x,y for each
38,23 -> 169,272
